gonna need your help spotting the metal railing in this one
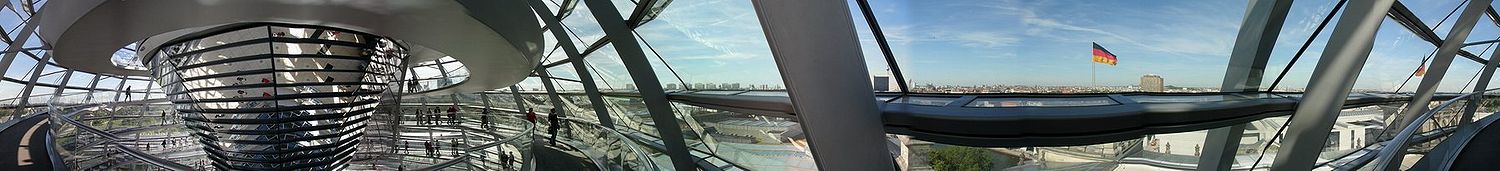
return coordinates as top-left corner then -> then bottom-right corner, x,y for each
1368,88 -> 1500,170
48,91 -> 197,171
553,117 -> 660,171
406,111 -> 536,171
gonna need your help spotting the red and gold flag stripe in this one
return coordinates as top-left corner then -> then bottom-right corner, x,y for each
1092,43 -> 1118,66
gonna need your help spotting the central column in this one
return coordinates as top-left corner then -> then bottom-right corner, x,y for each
147,23 -> 406,170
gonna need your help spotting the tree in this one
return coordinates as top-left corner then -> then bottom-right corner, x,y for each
928,146 -> 993,171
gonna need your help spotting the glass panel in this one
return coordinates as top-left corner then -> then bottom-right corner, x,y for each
95,77 -> 122,91
602,95 -> 658,137
542,45 -> 569,66
847,0 -> 892,92
855,0 -> 1248,93
25,85 -> 51,98
4,52 -> 35,79
737,91 -> 787,97
1440,55 -> 1487,92
1259,0 -> 1342,92
890,136 -> 1072,170
121,80 -> 153,94
547,63 -> 584,81
611,0 -> 637,18
1451,5 -> 1500,93
635,0 -> 782,89
550,79 -> 585,92
541,30 -> 561,62
34,70 -> 64,85
0,7 -> 20,36
632,35 -> 686,91
23,35 -> 41,50
0,81 -> 22,104
2,8 -> 20,39
562,2 -> 606,51
1358,18 -> 1443,92
892,96 -> 958,106
1406,0 -> 1469,36
542,0 -> 563,17
1125,94 -> 1271,103
584,44 -> 634,90
966,97 -> 1117,107
674,103 -> 816,170
689,91 -> 741,95
1234,103 -> 1403,168
65,72 -> 94,88
1460,2 -> 1500,56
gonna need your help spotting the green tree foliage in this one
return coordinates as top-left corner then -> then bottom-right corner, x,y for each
928,146 -> 993,171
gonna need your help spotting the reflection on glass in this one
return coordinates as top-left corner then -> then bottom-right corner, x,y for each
633,0 -> 783,89
1125,94 -> 1270,103
853,0 -> 1247,93
892,96 -> 958,106
689,91 -> 742,95
673,102 -> 815,170
737,91 -> 789,97
966,97 -> 1116,107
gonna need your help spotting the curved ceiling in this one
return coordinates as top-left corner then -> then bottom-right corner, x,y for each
38,0 -> 543,94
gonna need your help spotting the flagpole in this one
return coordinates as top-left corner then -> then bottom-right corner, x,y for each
1092,62 -> 1097,88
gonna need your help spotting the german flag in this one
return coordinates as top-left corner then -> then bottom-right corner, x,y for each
1415,64 -> 1427,77
1093,42 -> 1118,66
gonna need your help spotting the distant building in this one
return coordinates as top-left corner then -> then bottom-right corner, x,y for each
694,83 -> 706,89
665,83 -> 679,90
625,84 -> 636,90
729,83 -> 742,90
1141,74 -> 1164,92
706,83 -> 719,90
873,75 -> 891,92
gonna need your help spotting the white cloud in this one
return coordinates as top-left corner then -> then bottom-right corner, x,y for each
976,0 -> 1242,59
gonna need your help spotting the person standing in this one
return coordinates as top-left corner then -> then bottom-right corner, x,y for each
525,108 -> 537,123
501,153 -> 512,169
447,105 -> 459,125
418,109 -> 429,125
1165,142 -> 1172,154
450,138 -> 460,157
548,108 -> 562,146
1194,144 -> 1201,157
480,111 -> 491,129
424,141 -> 434,157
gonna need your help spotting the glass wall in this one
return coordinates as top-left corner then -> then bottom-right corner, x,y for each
24,0 -> 1500,170
851,0 -> 1249,93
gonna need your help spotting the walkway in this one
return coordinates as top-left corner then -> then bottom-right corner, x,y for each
0,114 -> 52,170
535,145 -> 597,171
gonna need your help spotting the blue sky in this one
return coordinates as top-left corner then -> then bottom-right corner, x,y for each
574,0 -> 1500,93
6,0 -> 1489,95
848,0 -> 1247,88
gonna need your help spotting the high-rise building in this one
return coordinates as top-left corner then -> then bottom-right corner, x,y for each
666,83 -> 679,90
1142,74 -> 1164,92
873,75 -> 892,92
